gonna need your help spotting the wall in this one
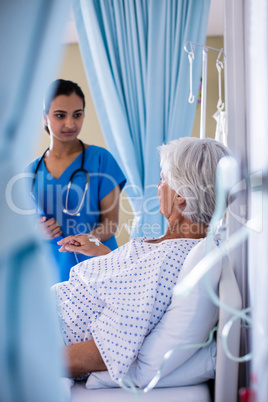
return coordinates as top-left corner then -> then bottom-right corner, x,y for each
31,36 -> 224,246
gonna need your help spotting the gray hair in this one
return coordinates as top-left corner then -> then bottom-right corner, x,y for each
158,137 -> 231,225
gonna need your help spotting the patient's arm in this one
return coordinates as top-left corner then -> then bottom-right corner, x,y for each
65,340 -> 107,377
57,234 -> 111,256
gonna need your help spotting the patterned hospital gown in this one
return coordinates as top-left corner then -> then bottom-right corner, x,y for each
54,236 -> 201,380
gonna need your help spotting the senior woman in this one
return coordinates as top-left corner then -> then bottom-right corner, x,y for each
53,137 -> 230,381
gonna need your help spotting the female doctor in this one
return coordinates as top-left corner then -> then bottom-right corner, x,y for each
26,79 -> 126,282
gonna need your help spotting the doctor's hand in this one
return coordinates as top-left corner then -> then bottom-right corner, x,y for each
37,216 -> 62,239
57,234 -> 111,257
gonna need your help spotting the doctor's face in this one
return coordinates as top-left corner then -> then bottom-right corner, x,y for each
44,93 -> 85,142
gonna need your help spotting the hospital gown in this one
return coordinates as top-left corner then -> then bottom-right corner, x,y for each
54,237 -> 201,380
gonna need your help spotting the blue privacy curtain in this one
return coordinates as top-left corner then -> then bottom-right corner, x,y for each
73,0 -> 211,237
0,1 -> 70,401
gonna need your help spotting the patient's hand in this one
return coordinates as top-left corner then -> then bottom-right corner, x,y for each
37,216 -> 62,239
57,234 -> 111,257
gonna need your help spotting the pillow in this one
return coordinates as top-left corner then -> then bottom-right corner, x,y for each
86,339 -> 216,389
134,237 -> 221,387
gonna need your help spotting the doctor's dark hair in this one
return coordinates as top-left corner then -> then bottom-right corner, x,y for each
43,79 -> 85,133
158,137 -> 231,225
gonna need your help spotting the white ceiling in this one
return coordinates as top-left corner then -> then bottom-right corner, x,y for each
63,0 -> 224,44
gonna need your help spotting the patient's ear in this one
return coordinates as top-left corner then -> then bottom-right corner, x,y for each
176,195 -> 186,205
174,194 -> 186,212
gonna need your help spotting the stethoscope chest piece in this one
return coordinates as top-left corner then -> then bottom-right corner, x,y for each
63,167 -> 89,216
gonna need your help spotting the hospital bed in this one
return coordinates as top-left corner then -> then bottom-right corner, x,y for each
70,241 -> 242,402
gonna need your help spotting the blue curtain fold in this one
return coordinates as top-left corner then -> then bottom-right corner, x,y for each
0,1 -> 71,400
73,0 -> 211,237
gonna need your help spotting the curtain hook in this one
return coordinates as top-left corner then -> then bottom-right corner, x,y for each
188,49 -> 195,103
216,49 -> 224,110
216,48 -> 224,69
184,41 -> 194,55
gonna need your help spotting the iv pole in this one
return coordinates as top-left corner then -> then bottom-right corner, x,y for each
184,41 -> 226,139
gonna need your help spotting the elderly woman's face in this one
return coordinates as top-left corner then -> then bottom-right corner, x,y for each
157,171 -> 177,218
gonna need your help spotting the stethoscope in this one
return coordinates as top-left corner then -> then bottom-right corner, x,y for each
31,139 -> 89,216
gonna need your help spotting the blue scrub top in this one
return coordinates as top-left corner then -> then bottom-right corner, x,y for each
27,145 -> 126,282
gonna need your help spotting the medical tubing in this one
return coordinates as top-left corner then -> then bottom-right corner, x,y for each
143,326 -> 217,393
118,377 -> 141,401
203,229 -> 251,322
203,260 -> 252,363
221,307 -> 252,363
203,257 -> 253,321
118,326 -> 217,396
74,252 -> 79,264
